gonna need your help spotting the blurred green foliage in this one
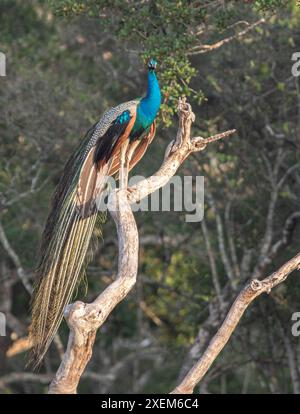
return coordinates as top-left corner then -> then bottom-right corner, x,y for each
48,0 -> 288,125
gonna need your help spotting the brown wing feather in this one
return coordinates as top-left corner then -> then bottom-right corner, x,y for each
76,110 -> 137,216
109,113 -> 136,160
109,121 -> 156,176
108,149 -> 121,176
108,121 -> 156,178
76,147 -> 98,207
129,121 -> 156,171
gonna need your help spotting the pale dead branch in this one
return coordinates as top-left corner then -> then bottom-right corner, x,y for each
201,218 -> 223,309
0,220 -> 32,294
171,252 -> 300,394
206,189 -> 235,284
188,18 -> 266,55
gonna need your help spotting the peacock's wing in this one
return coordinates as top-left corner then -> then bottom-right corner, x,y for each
76,101 -> 138,217
128,121 -> 156,171
108,121 -> 157,177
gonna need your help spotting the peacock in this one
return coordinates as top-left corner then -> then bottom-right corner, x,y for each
29,59 -> 161,368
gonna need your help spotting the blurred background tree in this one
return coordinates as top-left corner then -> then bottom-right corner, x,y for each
0,0 -> 300,393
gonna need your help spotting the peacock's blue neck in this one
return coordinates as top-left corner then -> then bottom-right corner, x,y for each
130,69 -> 161,139
139,70 -> 161,124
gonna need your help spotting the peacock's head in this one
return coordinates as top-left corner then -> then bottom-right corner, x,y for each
148,58 -> 157,71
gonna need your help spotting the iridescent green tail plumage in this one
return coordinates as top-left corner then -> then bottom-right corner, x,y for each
28,126 -> 105,369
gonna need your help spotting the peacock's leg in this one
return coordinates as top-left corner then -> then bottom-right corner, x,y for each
119,139 -> 129,190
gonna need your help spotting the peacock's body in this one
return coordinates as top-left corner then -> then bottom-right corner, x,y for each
29,59 -> 161,368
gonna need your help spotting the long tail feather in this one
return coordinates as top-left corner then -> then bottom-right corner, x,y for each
28,101 -> 141,368
28,126 -> 107,369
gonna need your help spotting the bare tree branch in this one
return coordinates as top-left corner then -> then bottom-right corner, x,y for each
171,252 -> 300,394
188,18 -> 266,55
206,189 -> 235,284
278,320 -> 300,394
201,218 -> 223,309
253,149 -> 285,277
0,221 -> 32,294
253,211 -> 300,279
225,200 -> 240,280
